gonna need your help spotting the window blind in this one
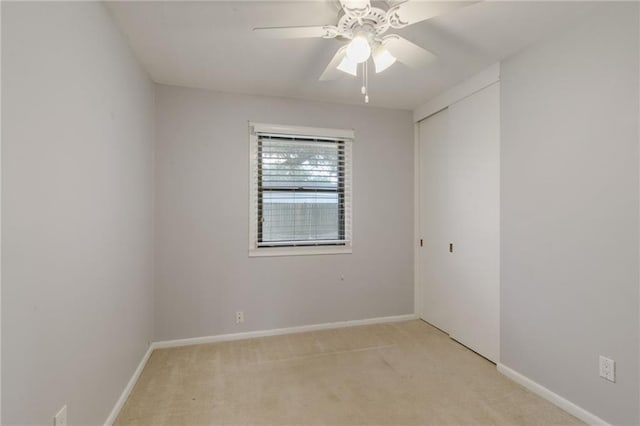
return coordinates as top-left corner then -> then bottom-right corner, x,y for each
251,132 -> 352,248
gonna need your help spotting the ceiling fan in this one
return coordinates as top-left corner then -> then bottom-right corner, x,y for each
254,0 -> 475,103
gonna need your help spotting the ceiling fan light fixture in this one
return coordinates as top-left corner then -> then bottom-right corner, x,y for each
373,44 -> 396,73
346,34 -> 371,63
337,56 -> 358,76
254,0 -> 464,102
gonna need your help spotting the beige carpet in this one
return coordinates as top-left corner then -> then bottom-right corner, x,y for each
115,320 -> 583,425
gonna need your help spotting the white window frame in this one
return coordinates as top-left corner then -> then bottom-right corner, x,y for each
249,122 -> 353,257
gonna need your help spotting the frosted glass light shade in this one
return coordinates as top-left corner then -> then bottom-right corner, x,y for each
337,56 -> 358,76
346,35 -> 371,64
373,45 -> 396,73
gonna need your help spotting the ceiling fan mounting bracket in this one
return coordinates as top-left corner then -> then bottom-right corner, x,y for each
321,26 -> 340,39
386,5 -> 410,29
341,2 -> 371,19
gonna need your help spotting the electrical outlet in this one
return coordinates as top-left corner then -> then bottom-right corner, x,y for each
236,311 -> 244,324
599,356 -> 615,382
54,405 -> 67,426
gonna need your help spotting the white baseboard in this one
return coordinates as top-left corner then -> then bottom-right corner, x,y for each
152,313 -> 418,349
104,345 -> 153,426
497,363 -> 610,426
104,313 -> 417,424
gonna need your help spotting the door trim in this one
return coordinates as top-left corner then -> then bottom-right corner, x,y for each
413,122 -> 422,318
413,63 -> 500,123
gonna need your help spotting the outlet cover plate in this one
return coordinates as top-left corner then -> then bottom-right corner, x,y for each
599,356 -> 615,382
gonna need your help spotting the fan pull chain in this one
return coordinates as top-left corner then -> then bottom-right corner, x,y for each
358,62 -> 370,103
364,61 -> 369,103
365,61 -> 369,103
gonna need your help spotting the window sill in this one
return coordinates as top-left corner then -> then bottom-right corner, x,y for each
249,245 -> 352,257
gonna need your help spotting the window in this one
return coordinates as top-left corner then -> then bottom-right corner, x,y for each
249,123 -> 353,256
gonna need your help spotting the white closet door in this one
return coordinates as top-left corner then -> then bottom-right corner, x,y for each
447,82 -> 500,362
418,83 -> 500,363
419,108 -> 454,334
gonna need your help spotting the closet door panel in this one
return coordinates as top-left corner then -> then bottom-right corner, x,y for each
419,109 -> 455,334
447,83 -> 500,362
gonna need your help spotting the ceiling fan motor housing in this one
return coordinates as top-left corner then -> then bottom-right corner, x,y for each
338,6 -> 390,41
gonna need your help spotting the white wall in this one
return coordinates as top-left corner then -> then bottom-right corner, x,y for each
2,2 -> 155,424
154,84 -> 414,341
501,3 -> 639,424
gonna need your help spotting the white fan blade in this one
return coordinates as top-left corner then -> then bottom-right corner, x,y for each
253,25 -> 338,39
382,35 -> 436,70
320,47 -> 351,81
387,1 -> 477,28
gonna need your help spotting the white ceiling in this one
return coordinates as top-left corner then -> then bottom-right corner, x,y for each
106,1 -> 598,110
